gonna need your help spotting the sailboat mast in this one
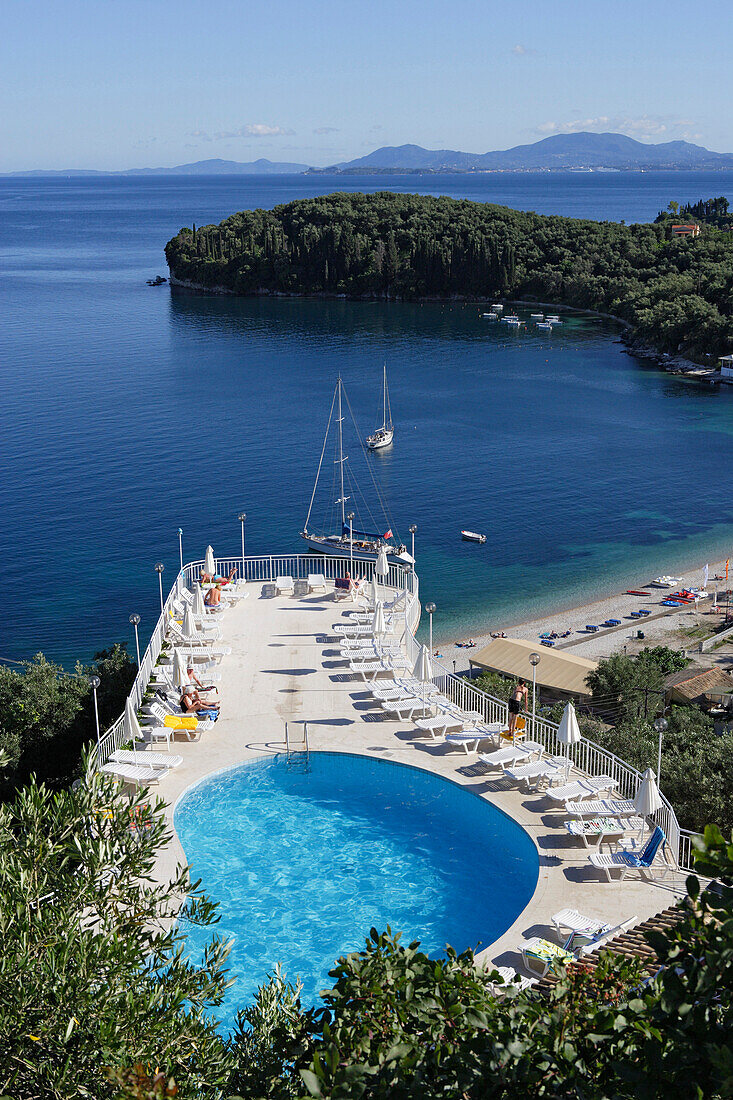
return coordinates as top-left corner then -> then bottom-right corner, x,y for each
336,377 -> 347,528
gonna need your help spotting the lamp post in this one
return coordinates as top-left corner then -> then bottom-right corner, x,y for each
409,524 -> 417,562
238,512 -> 247,579
129,613 -> 141,667
89,674 -> 101,753
154,562 -> 165,616
177,528 -> 183,571
425,601 -> 436,656
529,652 -> 541,724
653,716 -> 668,784
347,512 -> 355,577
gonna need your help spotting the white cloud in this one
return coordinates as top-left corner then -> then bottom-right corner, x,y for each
240,123 -> 295,137
511,44 -> 536,56
314,126 -> 339,135
536,115 -> 704,141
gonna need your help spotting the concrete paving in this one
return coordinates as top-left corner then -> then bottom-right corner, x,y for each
145,581 -> 687,977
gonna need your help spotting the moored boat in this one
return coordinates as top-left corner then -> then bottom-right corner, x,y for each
366,364 -> 394,451
461,530 -> 487,543
530,312 -> 544,319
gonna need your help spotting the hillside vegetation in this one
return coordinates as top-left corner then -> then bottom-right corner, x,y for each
166,191 -> 733,360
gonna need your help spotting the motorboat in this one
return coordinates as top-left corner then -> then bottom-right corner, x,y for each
651,576 -> 682,588
546,314 -> 560,323
530,312 -> 544,319
366,364 -> 394,451
491,303 -> 503,312
536,321 -> 553,330
461,530 -> 487,544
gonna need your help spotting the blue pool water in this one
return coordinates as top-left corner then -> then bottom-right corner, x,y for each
174,752 -> 538,1028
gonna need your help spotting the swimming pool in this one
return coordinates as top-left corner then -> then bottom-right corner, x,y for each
174,752 -> 539,1029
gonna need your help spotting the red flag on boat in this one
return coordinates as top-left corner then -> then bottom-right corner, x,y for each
383,529 -> 393,540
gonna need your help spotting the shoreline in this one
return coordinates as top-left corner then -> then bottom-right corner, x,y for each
439,555 -> 730,670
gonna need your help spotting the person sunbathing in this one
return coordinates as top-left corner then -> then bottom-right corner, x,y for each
180,686 -> 220,715
204,583 -> 223,607
200,566 -> 237,585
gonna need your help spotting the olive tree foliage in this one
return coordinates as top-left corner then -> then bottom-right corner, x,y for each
0,753 -> 235,1100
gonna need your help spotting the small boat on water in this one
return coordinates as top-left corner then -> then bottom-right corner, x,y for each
536,321 -> 553,330
366,364 -> 394,451
461,530 -> 487,544
505,318 -> 522,327
530,312 -> 544,319
502,314 -> 520,323
491,303 -> 503,312
482,311 -> 499,320
546,314 -> 560,323
146,275 -> 167,286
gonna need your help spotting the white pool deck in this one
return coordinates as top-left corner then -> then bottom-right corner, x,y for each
147,581 -> 687,976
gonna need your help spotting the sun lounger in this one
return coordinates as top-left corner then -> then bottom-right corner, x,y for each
145,701 -> 212,741
349,660 -> 394,681
333,623 -> 378,637
381,696 -> 433,720
503,754 -> 570,791
483,964 -> 535,994
100,762 -> 160,787
588,825 -> 669,881
477,740 -> 544,768
167,622 -> 230,654
307,573 -> 327,592
545,775 -> 618,804
414,714 -> 465,739
444,727 -> 502,753
110,749 -> 183,768
565,816 -> 646,848
274,575 -> 293,595
551,908 -> 611,941
520,918 -> 636,978
564,798 -> 637,818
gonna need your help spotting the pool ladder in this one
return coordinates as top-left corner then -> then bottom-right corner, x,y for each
284,720 -> 310,772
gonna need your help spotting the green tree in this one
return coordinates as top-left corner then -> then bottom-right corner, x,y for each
0,756 -> 234,1099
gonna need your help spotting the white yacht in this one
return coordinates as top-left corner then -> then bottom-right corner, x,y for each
302,377 -> 412,566
366,364 -> 394,451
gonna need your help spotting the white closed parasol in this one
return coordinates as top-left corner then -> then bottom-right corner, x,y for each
193,585 -> 206,617
375,545 -> 389,577
124,696 -> 143,760
173,648 -> 189,690
413,643 -> 433,712
183,605 -> 198,639
370,574 -> 380,607
204,545 -> 215,575
372,600 -> 387,636
556,701 -> 581,771
634,767 -> 663,817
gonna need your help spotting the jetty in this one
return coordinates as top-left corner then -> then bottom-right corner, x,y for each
96,551 -> 694,976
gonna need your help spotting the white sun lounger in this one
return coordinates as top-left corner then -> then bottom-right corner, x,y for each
275,575 -> 294,595
545,775 -> 618,804
167,622 -> 230,654
307,573 -> 327,592
334,623 -> 379,637
349,660 -> 395,681
100,762 -> 160,787
551,908 -> 611,941
477,740 -> 544,768
483,964 -> 535,994
565,816 -> 646,849
414,714 -> 465,739
503,755 -> 570,791
110,749 -> 183,769
564,798 -> 638,818
588,826 -> 669,881
381,696 -> 433,720
146,702 -> 212,741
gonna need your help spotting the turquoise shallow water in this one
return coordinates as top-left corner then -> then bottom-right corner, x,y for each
174,752 -> 539,1028
2,173 -> 733,662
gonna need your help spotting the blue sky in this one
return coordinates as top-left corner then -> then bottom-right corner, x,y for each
3,0 -> 733,170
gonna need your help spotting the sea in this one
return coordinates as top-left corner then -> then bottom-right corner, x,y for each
2,170 -> 733,665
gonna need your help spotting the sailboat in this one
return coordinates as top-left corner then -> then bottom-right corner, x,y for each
300,378 -> 413,565
366,364 -> 394,451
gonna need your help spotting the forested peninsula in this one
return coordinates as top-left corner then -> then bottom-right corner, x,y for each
165,192 -> 733,361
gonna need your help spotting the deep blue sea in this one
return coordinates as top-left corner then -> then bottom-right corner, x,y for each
2,171 -> 733,664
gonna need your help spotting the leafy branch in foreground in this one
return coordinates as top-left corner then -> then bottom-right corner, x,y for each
0,752 -> 235,1099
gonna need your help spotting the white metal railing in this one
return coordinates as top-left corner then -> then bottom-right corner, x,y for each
95,551 -> 695,871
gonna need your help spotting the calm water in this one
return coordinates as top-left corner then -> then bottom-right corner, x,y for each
174,752 -> 538,1027
2,172 -> 733,663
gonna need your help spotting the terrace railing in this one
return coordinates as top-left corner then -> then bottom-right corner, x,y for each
95,551 -> 696,872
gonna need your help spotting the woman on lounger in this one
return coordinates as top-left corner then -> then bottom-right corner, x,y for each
180,686 -> 220,717
508,678 -> 528,738
204,583 -> 223,607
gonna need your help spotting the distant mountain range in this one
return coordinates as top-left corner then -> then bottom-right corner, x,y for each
2,157 -> 309,178
318,133 -> 733,173
5,132 -> 733,177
